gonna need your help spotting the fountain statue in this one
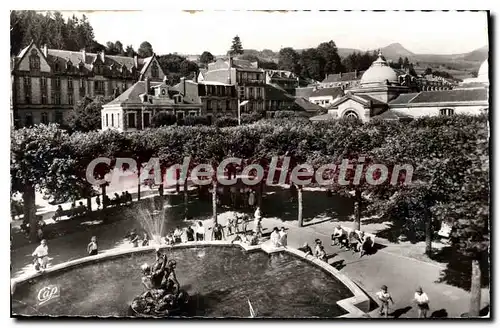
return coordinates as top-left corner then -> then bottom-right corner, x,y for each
130,250 -> 190,317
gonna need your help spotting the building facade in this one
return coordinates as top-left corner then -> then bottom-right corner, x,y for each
310,53 -> 488,122
101,78 -> 202,132
199,58 -> 266,114
172,77 -> 238,123
308,87 -> 344,108
11,41 -> 166,128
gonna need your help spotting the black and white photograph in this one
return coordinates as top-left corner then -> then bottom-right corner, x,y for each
9,8 -> 490,319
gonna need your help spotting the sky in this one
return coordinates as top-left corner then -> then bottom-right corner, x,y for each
60,10 -> 489,56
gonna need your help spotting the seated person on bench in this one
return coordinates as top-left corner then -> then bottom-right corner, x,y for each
331,225 -> 346,246
347,231 -> 360,252
356,231 -> 373,258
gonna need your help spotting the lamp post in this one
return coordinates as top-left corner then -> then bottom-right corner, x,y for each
238,100 -> 249,125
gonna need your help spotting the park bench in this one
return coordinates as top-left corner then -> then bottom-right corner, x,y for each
52,207 -> 87,221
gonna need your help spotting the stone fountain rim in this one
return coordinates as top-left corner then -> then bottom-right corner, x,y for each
11,241 -> 370,318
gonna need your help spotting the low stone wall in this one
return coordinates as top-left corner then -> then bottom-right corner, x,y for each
11,241 -> 370,318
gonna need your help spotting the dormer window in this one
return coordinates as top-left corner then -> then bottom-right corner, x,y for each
78,61 -> 85,72
54,60 -> 60,72
66,60 -> 73,72
29,49 -> 40,71
121,65 -> 127,75
174,95 -> 182,104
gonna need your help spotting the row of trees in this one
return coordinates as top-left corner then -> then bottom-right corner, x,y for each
277,41 -> 342,81
11,115 -> 489,315
10,11 -> 95,55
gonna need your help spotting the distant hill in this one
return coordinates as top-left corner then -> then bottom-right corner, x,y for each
208,43 -> 488,80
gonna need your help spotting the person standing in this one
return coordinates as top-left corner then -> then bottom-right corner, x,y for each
279,227 -> 288,247
254,217 -> 263,239
212,222 -> 225,241
196,221 -> 205,241
37,217 -> 46,241
32,239 -> 49,272
87,236 -> 98,256
248,190 -> 256,208
186,225 -> 195,241
414,287 -> 430,318
376,285 -> 395,317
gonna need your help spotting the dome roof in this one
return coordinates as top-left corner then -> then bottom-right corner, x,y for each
477,59 -> 488,83
360,51 -> 398,86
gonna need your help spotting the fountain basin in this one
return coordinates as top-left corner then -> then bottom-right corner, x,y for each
11,242 -> 369,318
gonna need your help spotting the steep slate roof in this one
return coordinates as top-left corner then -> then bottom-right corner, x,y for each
310,87 -> 344,98
106,81 -> 162,105
389,93 -> 419,104
328,92 -> 387,109
46,49 -> 145,73
322,70 -> 366,83
389,88 -> 488,105
356,94 -> 387,106
294,97 -> 324,112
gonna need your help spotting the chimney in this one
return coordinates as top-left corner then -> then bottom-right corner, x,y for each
193,71 -> 198,83
42,44 -> 48,57
81,48 -> 86,62
355,70 -> 358,78
145,77 -> 150,95
100,50 -> 105,62
227,57 -> 232,84
134,55 -> 138,68
339,72 -> 342,78
180,77 -> 186,96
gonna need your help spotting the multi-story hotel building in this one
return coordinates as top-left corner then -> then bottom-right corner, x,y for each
10,41 -> 166,128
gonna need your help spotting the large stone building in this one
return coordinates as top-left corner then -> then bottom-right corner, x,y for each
11,41 -> 166,128
199,58 -> 266,113
311,52 -> 488,122
101,77 -> 202,132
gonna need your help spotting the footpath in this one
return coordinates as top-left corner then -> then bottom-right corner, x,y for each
10,183 -> 490,318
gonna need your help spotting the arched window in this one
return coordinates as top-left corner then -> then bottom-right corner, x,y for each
439,108 -> 454,116
151,61 -> 159,79
29,49 -> 40,71
343,110 -> 359,120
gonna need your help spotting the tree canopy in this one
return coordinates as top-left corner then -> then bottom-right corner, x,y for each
199,51 -> 215,64
138,41 -> 154,58
229,35 -> 244,56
